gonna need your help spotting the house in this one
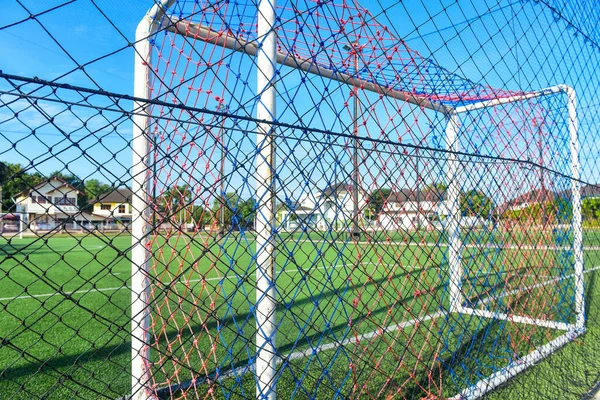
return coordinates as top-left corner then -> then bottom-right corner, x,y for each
279,182 -> 366,231
495,188 -> 556,215
13,177 -> 107,231
14,177 -> 82,227
581,184 -> 600,199
377,188 -> 448,231
89,187 -> 133,225
555,184 -> 600,200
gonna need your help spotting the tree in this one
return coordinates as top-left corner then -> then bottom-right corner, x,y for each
191,205 -> 212,226
0,162 -> 9,184
0,162 -> 43,211
238,197 -> 257,229
460,190 -> 493,218
425,182 -> 493,218
367,188 -> 392,219
212,192 -> 240,229
159,185 -> 194,224
582,197 -> 600,221
551,196 -> 573,223
85,179 -> 112,199
423,182 -> 448,193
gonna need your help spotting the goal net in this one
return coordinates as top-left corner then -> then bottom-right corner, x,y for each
130,0 -> 583,399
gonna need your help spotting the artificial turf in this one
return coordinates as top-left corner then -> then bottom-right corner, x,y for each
0,229 -> 597,399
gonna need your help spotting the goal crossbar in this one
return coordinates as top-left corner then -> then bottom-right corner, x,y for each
165,18 -> 450,113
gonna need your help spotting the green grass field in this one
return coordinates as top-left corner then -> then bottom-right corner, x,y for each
0,229 -> 598,399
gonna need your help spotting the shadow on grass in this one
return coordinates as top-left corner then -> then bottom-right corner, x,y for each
0,335 -> 130,399
401,317 -> 500,399
585,267 -> 597,325
2,261 -> 443,381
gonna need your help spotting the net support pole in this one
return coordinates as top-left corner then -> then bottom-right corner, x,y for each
445,112 -> 463,312
131,2 -> 175,399
565,86 -> 584,330
255,0 -> 278,398
131,18 -> 153,400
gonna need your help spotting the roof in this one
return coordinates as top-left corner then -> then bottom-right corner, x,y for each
581,184 -> 600,198
321,182 -> 354,196
76,212 -> 108,222
14,176 -> 84,198
90,188 -> 133,204
386,188 -> 447,203
556,184 -> 600,199
496,188 -> 556,214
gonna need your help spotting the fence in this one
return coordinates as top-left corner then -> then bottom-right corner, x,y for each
1,0 -> 600,399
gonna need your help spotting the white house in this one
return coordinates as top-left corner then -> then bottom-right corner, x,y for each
279,182 -> 367,231
14,177 -> 82,226
377,188 -> 449,231
13,177 -> 106,230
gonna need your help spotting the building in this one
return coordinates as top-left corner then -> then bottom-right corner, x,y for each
495,188 -> 556,215
279,182 -> 366,231
14,177 -> 83,227
377,188 -> 449,231
13,177 -> 108,231
90,187 -> 133,225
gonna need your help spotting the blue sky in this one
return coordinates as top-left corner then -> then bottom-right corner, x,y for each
0,0 -> 598,201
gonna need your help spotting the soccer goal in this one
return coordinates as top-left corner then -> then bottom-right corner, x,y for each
130,0 -> 583,399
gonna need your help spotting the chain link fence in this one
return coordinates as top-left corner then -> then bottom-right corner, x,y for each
1,0 -> 600,399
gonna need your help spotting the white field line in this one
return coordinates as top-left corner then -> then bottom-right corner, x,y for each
458,306 -> 571,331
301,239 -> 600,252
284,311 -> 444,363
0,262 -> 405,302
157,310 -> 445,393
474,264 -> 600,308
449,328 -> 585,400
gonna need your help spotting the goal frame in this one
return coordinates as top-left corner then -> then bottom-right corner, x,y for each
131,1 -> 584,399
445,85 -> 585,399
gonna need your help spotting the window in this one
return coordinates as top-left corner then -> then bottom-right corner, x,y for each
37,196 -> 47,204
118,205 -> 126,213
54,196 -> 70,205
100,204 -> 111,211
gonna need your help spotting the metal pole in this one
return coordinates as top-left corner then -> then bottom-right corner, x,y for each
537,118 -> 547,226
564,86 -> 584,330
19,211 -> 23,239
131,2 -> 176,399
219,105 -> 226,237
445,112 -> 463,312
344,43 -> 360,239
131,17 -> 153,400
416,141 -> 420,230
352,46 -> 360,239
255,0 -> 277,397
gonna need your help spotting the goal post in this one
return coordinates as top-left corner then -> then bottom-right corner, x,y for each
130,0 -> 585,398
131,1 -> 176,399
254,0 -> 278,396
445,85 -> 584,399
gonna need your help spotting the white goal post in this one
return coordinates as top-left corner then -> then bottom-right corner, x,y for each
130,1 -> 584,399
445,85 -> 584,399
